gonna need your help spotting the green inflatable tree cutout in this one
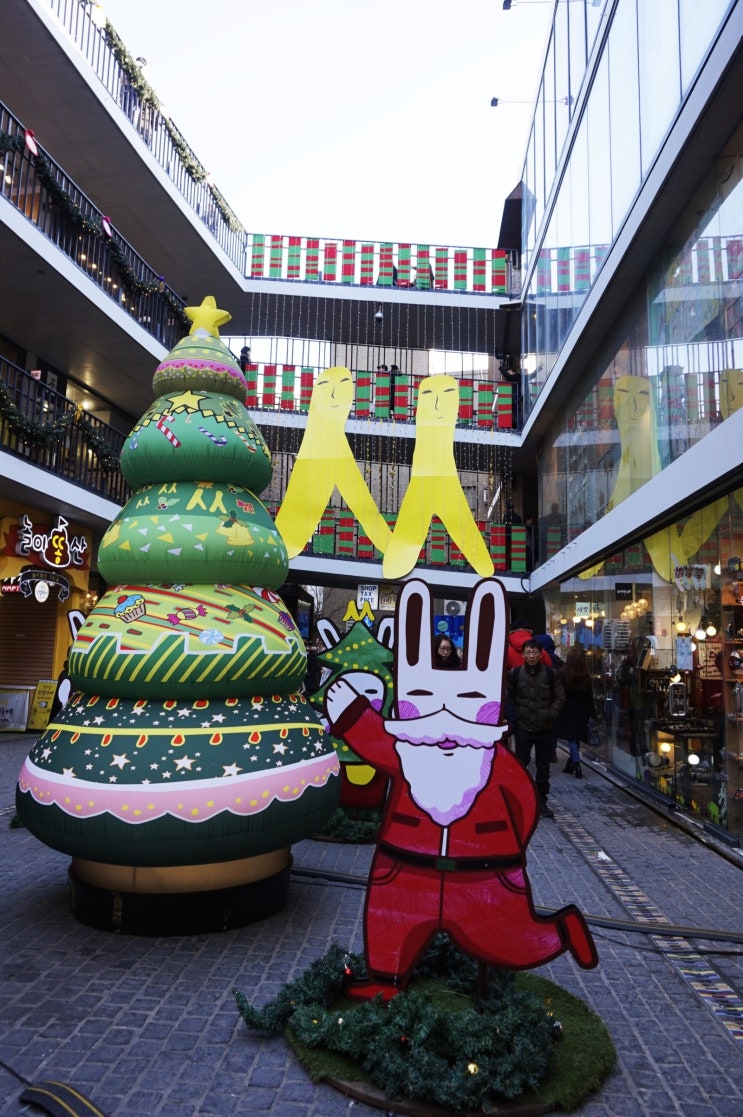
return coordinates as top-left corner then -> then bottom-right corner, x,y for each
17,297 -> 340,933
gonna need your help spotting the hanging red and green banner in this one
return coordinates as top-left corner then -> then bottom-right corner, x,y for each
299,368 -> 314,412
491,250 -> 507,295
280,365 -> 296,410
341,241 -> 356,284
305,239 -> 320,281
313,508 -> 336,555
454,250 -> 468,290
477,383 -> 494,428
250,235 -> 265,278
269,236 -> 283,279
378,243 -> 395,286
434,246 -> 449,289
392,374 -> 409,420
488,524 -> 507,571
360,244 -> 374,286
355,372 -> 373,419
262,364 -> 277,408
323,241 -> 338,283
375,372 -> 391,419
415,245 -> 431,288
495,383 -> 513,429
397,244 -> 412,287
244,364 -> 259,409
473,248 -> 487,292
287,237 -> 301,280
510,525 -> 527,571
337,513 -> 356,557
459,378 -> 474,422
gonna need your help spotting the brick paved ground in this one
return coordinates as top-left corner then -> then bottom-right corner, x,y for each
1,733 -> 742,1117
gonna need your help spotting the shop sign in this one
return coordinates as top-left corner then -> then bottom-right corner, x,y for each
574,601 -> 591,617
615,583 -> 633,600
674,563 -> 708,591
18,514 -> 87,569
1,576 -> 21,594
379,586 -> 397,612
357,583 -> 379,611
17,565 -> 71,602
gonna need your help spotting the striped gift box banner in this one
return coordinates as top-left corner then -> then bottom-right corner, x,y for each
459,378 -> 474,422
557,247 -> 571,292
378,243 -> 395,286
338,514 -> 356,556
428,518 -> 448,566
597,378 -> 614,423
488,524 -> 507,571
356,372 -> 373,418
473,248 -> 487,292
495,383 -> 513,429
510,526 -> 527,571
392,374 -> 409,420
476,384 -> 494,428
727,236 -> 743,279
575,247 -> 591,291
360,243 -> 375,285
454,250 -> 468,290
299,368 -> 314,412
536,248 -> 551,293
250,234 -> 265,277
287,237 -> 301,280
492,249 -> 507,294
434,246 -> 449,289
280,365 -> 296,409
375,372 -> 391,418
313,509 -> 336,554
262,364 -> 277,408
415,245 -> 431,288
269,236 -> 283,278
244,364 -> 259,408
450,535 -> 466,568
357,532 -> 375,561
305,238 -> 320,281
593,243 -> 609,275
397,244 -> 412,287
341,240 -> 356,284
545,526 -> 562,559
323,241 -> 338,282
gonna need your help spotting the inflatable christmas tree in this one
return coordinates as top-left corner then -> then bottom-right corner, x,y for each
17,297 -> 340,933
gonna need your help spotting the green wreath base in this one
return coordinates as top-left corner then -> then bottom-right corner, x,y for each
235,939 -> 615,1115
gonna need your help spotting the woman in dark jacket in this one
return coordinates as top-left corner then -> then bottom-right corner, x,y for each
433,633 -> 461,668
555,646 -> 595,778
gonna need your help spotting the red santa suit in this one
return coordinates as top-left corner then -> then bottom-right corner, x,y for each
330,695 -> 596,988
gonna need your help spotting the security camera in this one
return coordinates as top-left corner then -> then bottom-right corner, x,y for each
374,308 -> 384,323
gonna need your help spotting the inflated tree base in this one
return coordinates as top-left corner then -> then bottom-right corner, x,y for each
69,862 -> 291,935
235,941 -> 616,1115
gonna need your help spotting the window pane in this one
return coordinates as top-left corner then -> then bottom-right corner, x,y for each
608,0 -> 641,231
679,0 -> 732,92
637,0 -> 681,175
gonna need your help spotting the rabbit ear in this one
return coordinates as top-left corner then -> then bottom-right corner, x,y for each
317,618 -> 340,650
461,579 -> 508,686
396,579 -> 432,673
377,616 -> 395,649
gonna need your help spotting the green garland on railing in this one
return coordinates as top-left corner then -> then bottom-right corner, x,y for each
0,130 -> 189,328
0,380 -> 121,473
102,25 -> 245,237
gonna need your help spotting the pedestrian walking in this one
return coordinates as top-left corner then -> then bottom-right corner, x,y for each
555,646 -> 596,779
506,638 -> 565,818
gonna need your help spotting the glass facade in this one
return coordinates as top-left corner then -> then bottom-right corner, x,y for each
521,0 -> 735,409
543,495 -> 743,847
537,121 -> 743,548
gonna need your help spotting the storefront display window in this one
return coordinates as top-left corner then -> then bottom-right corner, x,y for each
547,498 -> 743,847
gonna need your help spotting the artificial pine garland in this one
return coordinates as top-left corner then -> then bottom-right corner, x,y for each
0,381 -> 121,473
315,807 -> 381,844
0,130 -> 188,327
234,939 -> 558,1113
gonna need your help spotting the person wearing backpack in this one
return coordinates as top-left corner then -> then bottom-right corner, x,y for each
506,639 -> 565,819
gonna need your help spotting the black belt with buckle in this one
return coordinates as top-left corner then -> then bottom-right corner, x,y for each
379,842 -> 522,872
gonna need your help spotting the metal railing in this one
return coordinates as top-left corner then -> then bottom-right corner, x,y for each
0,102 -> 187,346
48,1 -> 521,298
0,360 -> 128,505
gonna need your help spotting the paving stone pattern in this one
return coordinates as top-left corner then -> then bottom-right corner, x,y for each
1,734 -> 742,1117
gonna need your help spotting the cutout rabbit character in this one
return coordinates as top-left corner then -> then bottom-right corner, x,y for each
325,578 -> 597,1001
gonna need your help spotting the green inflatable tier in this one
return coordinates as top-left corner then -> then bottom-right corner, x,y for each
120,390 -> 272,491
16,691 -> 339,867
69,584 -> 307,699
97,482 -> 288,588
152,331 -> 248,400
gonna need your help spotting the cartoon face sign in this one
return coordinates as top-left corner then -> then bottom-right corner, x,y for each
614,375 -> 652,426
392,580 -> 505,729
415,375 -> 459,429
308,366 -> 354,417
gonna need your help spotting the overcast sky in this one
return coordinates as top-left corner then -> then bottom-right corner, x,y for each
99,0 -> 551,250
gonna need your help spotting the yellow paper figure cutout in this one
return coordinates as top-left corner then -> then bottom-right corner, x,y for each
383,376 -> 494,580
582,373 -> 730,582
275,367 -> 392,559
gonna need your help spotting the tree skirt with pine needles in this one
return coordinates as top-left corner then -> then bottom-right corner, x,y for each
234,938 -> 615,1115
